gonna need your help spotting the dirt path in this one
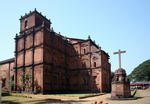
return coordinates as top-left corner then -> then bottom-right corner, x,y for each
77,90 -> 150,104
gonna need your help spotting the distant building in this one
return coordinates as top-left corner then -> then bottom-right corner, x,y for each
0,9 -> 111,94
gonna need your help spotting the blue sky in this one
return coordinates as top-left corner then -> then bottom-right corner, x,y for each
0,0 -> 150,74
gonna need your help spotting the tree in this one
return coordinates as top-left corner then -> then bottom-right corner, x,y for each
128,59 -> 150,82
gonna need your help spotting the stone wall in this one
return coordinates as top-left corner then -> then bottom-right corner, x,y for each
15,28 -> 45,93
0,58 -> 14,92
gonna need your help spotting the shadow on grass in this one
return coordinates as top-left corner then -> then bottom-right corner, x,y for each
2,93 -> 11,96
131,90 -> 143,100
2,94 -> 89,104
28,99 -> 89,104
132,96 -> 143,100
44,92 -> 102,97
2,101 -> 20,104
2,99 -> 88,104
44,91 -> 100,94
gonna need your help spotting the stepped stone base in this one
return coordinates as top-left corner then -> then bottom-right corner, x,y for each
111,68 -> 131,99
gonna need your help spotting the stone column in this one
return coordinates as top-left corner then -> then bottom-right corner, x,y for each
0,80 -> 2,104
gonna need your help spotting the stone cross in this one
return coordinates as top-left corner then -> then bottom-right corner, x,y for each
114,49 -> 126,69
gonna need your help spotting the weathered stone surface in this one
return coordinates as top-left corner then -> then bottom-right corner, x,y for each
0,59 -> 14,92
111,68 -> 131,99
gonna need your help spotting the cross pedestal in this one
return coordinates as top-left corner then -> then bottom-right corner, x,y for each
111,49 -> 131,99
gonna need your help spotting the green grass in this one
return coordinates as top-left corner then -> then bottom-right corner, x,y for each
2,95 -> 62,104
2,95 -> 34,104
147,87 -> 150,91
47,93 -> 101,97
131,90 -> 134,95
2,93 -> 101,104
134,90 -> 140,97
12,94 -> 32,98
131,90 -> 141,98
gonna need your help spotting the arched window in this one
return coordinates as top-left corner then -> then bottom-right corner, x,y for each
83,49 -> 86,54
24,20 -> 28,28
2,78 -> 6,87
94,62 -> 96,67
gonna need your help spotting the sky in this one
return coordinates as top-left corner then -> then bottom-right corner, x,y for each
0,0 -> 150,75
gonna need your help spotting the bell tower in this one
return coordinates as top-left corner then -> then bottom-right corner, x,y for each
14,9 -> 51,93
20,8 -> 51,32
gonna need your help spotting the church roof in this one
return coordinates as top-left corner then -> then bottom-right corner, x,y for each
66,37 -> 86,41
0,58 -> 14,65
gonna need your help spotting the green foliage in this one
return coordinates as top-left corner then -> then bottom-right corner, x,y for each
8,79 -> 15,91
19,73 -> 32,91
128,59 -> 150,82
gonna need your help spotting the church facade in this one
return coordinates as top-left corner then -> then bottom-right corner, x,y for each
0,9 -> 111,93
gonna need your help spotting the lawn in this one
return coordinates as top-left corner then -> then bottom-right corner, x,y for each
2,93 -> 101,104
2,95 -> 64,104
2,95 -> 34,104
131,90 -> 140,98
147,87 -> 150,91
46,93 -> 101,97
